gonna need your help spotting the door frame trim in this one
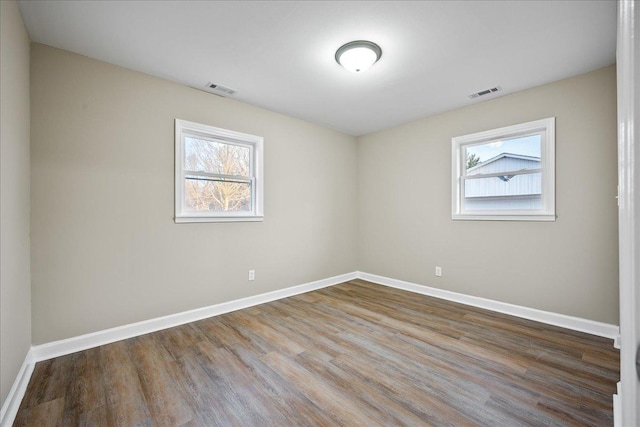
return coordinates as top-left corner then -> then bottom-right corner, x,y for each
617,0 -> 638,425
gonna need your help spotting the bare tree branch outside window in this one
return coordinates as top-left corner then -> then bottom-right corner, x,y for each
184,137 -> 251,212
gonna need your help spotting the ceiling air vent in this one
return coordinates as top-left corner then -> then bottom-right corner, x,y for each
469,86 -> 501,99
205,82 -> 237,97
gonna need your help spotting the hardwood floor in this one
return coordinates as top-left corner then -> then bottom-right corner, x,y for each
14,280 -> 619,426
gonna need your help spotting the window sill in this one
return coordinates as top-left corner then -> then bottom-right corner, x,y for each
452,214 -> 556,222
175,215 -> 264,223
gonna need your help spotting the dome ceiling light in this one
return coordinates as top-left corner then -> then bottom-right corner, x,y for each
335,40 -> 382,73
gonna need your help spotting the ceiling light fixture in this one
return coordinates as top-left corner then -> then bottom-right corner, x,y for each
335,40 -> 382,73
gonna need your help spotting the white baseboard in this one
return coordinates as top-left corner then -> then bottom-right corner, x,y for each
32,271 -> 357,362
0,349 -> 35,427
613,382 -> 621,427
356,271 -> 620,340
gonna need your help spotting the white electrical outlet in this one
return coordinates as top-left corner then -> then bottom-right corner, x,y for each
435,266 -> 442,277
248,269 -> 255,281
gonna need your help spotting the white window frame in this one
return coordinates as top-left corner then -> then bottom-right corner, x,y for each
175,119 -> 264,223
451,117 -> 555,221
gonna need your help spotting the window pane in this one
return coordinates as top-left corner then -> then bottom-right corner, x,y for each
465,172 -> 541,197
184,178 -> 251,212
465,134 -> 541,174
185,136 -> 250,177
464,172 -> 542,211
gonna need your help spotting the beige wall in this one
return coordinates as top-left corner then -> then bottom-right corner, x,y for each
357,65 -> 619,324
0,0 -> 32,405
30,44 -> 358,344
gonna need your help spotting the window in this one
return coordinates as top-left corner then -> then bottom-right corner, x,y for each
451,117 -> 555,221
175,119 -> 263,223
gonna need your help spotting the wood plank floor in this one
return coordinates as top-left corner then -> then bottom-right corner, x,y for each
14,280 -> 619,426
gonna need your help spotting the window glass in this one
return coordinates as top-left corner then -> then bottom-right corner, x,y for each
185,137 -> 251,177
465,134 -> 541,173
184,179 -> 251,212
464,173 -> 542,211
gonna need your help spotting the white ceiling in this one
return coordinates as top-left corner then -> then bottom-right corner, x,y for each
18,1 -> 616,136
